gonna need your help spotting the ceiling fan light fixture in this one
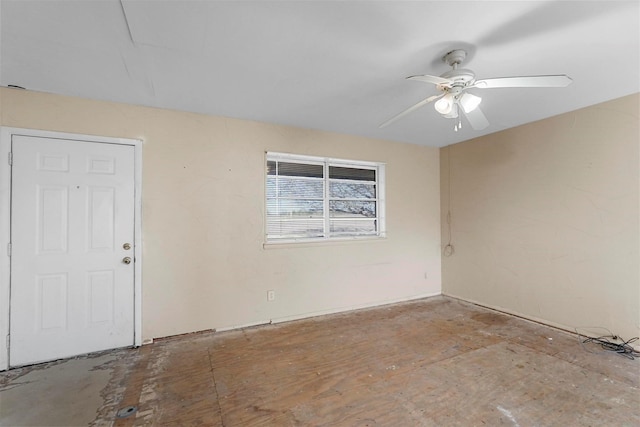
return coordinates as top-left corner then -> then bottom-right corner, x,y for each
460,93 -> 482,113
443,103 -> 459,119
434,94 -> 453,114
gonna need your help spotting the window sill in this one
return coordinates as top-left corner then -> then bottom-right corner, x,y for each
263,235 -> 387,249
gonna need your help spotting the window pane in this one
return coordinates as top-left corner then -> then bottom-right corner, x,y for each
267,160 -> 277,176
277,161 -> 323,178
266,176 -> 276,198
329,182 -> 375,199
330,219 -> 377,234
329,200 -> 376,218
267,199 -> 323,217
277,177 -> 323,199
267,218 -> 324,238
329,166 -> 375,181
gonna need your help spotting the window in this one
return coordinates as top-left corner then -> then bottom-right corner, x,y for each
266,152 -> 385,242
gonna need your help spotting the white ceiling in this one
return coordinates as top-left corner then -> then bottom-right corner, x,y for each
1,0 -> 638,147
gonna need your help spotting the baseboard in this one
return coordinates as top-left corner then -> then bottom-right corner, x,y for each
442,292 -> 582,335
215,292 -> 442,333
269,292 -> 442,326
444,293 -> 640,353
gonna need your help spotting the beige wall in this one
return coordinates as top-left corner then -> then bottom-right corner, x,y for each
441,94 -> 640,339
1,88 -> 442,341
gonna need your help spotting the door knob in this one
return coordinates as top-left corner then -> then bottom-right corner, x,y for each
123,243 -> 131,250
123,257 -> 132,265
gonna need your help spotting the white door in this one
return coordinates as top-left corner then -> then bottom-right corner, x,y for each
10,135 -> 135,366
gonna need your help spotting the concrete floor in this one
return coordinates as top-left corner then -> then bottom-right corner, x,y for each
0,353 -> 118,426
1,297 -> 639,426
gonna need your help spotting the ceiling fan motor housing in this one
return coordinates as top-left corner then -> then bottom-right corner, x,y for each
439,68 -> 476,89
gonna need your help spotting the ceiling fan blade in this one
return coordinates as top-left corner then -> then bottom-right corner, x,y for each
407,74 -> 453,86
462,105 -> 490,130
379,94 -> 443,128
474,75 -> 573,88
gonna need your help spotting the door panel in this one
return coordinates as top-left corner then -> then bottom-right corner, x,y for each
37,273 -> 68,330
10,135 -> 135,366
37,186 -> 69,253
88,186 -> 115,251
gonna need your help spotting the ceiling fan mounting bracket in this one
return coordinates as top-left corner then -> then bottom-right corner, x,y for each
443,49 -> 467,67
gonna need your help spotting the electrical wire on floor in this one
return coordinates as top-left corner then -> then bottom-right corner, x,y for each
575,327 -> 640,360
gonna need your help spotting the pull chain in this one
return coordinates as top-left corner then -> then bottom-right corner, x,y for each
453,116 -> 462,132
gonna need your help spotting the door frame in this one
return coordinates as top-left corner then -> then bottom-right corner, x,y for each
0,127 -> 143,370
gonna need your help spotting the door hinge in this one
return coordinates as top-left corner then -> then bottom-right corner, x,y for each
7,152 -> 12,165
7,243 -> 11,257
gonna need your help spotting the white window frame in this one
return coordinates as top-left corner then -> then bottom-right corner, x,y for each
265,152 -> 386,244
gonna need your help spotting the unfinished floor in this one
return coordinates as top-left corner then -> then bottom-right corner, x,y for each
1,297 -> 638,426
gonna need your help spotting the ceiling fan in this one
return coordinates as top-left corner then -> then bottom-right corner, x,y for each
380,49 -> 573,131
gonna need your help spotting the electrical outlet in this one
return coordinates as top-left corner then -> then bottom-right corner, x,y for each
424,272 -> 428,279
267,290 -> 275,301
